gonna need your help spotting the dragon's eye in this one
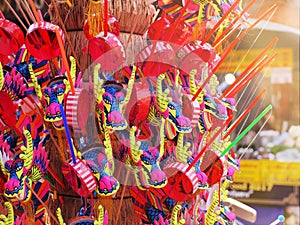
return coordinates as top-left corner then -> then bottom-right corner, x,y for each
143,160 -> 150,165
14,187 -> 18,190
104,98 -> 110,104
119,97 -> 125,104
168,104 -> 175,110
141,156 -> 151,165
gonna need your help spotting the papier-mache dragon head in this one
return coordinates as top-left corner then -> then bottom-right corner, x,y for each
94,64 -> 136,131
0,130 -> 49,203
29,56 -> 78,129
189,68 -> 236,132
56,204 -> 109,225
155,73 -> 192,134
130,119 -> 167,189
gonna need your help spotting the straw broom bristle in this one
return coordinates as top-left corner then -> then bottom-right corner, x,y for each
50,0 -> 155,35
49,0 -> 90,31
95,195 -> 139,225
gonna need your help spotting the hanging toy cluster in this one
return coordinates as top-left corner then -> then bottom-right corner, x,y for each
0,0 -> 278,224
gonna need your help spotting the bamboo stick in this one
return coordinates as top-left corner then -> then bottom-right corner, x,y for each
25,183 -> 60,225
50,0 -> 82,72
213,23 -> 242,48
3,0 -> 27,30
202,0 -> 243,43
15,0 -> 31,26
28,0 -> 41,23
20,0 -> 36,23
221,4 -> 278,55
228,53 -> 277,97
211,0 -> 257,46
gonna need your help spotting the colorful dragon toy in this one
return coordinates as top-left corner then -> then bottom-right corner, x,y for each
131,185 -> 194,225
81,144 -> 120,196
205,179 -> 235,225
0,129 -> 50,224
0,201 -> 28,225
56,204 -> 108,225
153,205 -> 188,225
30,56 -> 79,130
94,64 -> 136,132
127,71 -> 193,142
94,65 -> 169,189
116,123 -> 168,189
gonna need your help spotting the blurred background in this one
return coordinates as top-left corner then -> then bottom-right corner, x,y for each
216,1 -> 300,224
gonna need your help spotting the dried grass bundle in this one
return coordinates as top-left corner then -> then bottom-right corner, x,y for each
109,0 -> 156,35
22,201 -> 35,225
49,0 -> 89,31
120,33 -> 148,65
101,196 -> 139,225
50,0 -> 155,34
61,31 -> 147,71
64,31 -> 92,71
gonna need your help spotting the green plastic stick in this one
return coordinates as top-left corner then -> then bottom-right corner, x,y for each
221,105 -> 272,157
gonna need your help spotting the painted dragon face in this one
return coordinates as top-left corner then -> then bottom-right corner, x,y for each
82,148 -> 120,196
97,83 -> 127,130
4,158 -> 32,202
137,143 -> 167,189
42,77 -> 68,129
1,129 -> 48,206
200,95 -> 236,131
204,96 -> 236,120
167,100 -> 191,133
157,79 -> 192,134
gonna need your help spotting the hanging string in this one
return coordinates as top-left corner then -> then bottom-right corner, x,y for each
20,0 -> 37,23
216,0 -> 275,77
15,0 -> 31,26
221,105 -> 272,156
3,0 -> 28,30
223,88 -> 267,139
230,4 -> 278,76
